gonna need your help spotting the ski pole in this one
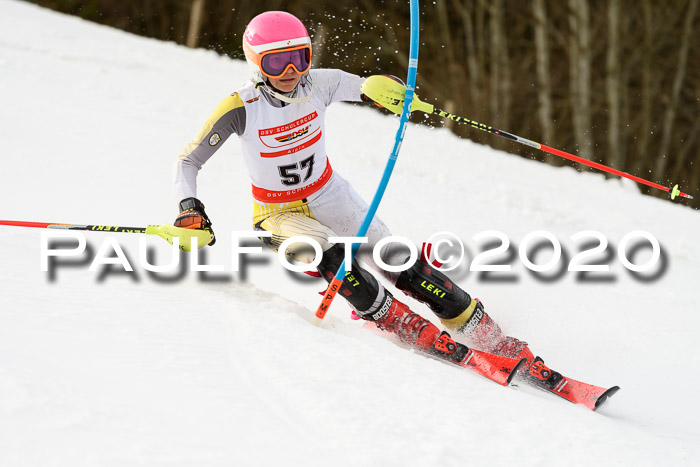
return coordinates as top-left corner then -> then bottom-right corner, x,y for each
360,76 -> 694,201
0,220 -> 213,251
314,0 -> 421,323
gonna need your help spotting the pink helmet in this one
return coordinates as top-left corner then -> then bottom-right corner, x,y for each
242,11 -> 312,83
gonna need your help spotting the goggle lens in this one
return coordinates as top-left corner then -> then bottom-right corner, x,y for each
261,47 -> 311,78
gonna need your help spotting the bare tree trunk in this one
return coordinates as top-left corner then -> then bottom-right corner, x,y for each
451,0 -> 482,113
186,0 -> 205,48
619,47 -> 631,171
437,0 -> 456,79
217,2 -> 238,45
533,0 -> 554,163
311,22 -> 326,68
568,0 -> 593,161
606,0 -> 623,169
689,151 -> 700,202
654,0 -> 699,181
498,4 -> 511,133
671,111 -> 700,181
489,0 -> 510,133
476,0 -> 487,115
437,0 -> 457,130
637,0 -> 654,172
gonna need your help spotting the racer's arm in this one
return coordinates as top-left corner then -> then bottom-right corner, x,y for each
173,93 -> 246,202
312,70 -> 407,114
309,69 -> 366,106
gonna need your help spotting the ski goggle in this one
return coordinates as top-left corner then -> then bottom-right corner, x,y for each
260,46 -> 312,79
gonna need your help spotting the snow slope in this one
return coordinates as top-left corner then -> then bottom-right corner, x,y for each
1,1 -> 699,466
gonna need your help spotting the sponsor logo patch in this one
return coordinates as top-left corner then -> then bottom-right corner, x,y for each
275,126 -> 310,143
370,294 -> 393,321
460,302 -> 484,335
209,133 -> 221,146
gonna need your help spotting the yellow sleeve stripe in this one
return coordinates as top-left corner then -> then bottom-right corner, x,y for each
208,93 -> 245,123
177,93 -> 245,161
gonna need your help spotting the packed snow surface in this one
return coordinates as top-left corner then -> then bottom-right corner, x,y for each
1,1 -> 699,465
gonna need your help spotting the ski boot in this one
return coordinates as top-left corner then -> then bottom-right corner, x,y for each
457,299 -> 535,369
373,295 -> 442,350
367,294 -> 526,385
372,295 -> 468,363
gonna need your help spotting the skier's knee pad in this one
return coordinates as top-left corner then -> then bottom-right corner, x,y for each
395,260 -> 474,323
255,212 -> 335,263
317,244 -> 380,313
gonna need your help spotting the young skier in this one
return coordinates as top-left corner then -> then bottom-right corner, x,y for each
173,11 -> 541,378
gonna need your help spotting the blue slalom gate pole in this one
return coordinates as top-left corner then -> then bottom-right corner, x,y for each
315,0 -> 420,320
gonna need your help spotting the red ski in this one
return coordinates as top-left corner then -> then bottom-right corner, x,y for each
457,347 -> 527,387
531,374 -> 620,411
363,321 -> 525,387
524,357 -> 620,411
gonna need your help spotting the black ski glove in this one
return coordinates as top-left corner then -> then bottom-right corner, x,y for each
174,197 -> 216,246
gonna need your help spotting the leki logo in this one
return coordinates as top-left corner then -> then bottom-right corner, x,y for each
275,126 -> 309,143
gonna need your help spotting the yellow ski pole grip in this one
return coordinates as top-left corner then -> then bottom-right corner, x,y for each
145,224 -> 214,251
361,75 -> 434,115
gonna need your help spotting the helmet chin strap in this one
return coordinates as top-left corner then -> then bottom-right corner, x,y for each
256,78 -> 313,104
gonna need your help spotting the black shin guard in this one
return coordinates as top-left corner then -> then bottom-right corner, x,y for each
317,244 -> 380,313
395,260 -> 472,320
